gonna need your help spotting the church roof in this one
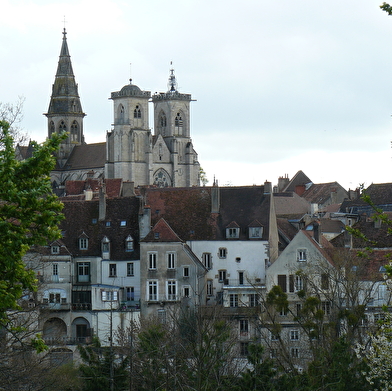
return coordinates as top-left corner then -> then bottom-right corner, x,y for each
57,142 -> 106,170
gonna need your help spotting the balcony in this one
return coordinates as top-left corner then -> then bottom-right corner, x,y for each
72,303 -> 92,311
40,303 -> 70,311
222,278 -> 265,288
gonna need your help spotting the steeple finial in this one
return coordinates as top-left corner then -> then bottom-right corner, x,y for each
168,62 -> 177,93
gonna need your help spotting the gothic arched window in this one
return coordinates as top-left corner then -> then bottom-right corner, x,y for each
71,121 -> 78,142
175,112 -> 183,135
59,120 -> 67,133
49,121 -> 55,136
134,105 -> 141,119
118,104 -> 125,124
158,112 -> 167,136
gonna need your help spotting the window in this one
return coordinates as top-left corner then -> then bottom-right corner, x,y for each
120,220 -> 127,227
154,232 -> 160,239
148,280 -> 158,301
102,291 -> 118,301
239,319 -> 249,335
291,348 -> 300,358
157,309 -> 166,324
280,307 -> 288,316
183,266 -> 189,278
134,105 -> 141,118
127,262 -> 134,277
270,348 -> 277,358
167,280 -> 177,301
277,275 -> 287,292
295,275 -> 304,292
321,273 -> 329,290
126,287 -> 135,301
70,120 -> 78,142
230,294 -> 238,307
249,294 -> 258,307
49,293 -> 61,303
52,264 -> 59,282
202,253 -> 212,269
102,237 -> 110,254
240,342 -> 249,356
290,330 -> 299,340
51,245 -> 59,254
183,285 -> 190,297
322,301 -> 331,315
105,221 -> 111,227
207,280 -> 213,296
270,331 -> 279,341
297,249 -> 307,262
249,226 -> 262,238
125,235 -> 134,251
167,252 -> 175,269
109,264 -> 117,277
79,238 -> 88,250
226,227 -> 239,238
218,248 -> 227,258
238,271 -> 244,285
149,252 -> 157,269
218,270 -> 227,283
77,262 -> 90,283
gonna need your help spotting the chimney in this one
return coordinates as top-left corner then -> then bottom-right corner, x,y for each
211,181 -> 220,214
264,181 -> 272,195
313,221 -> 320,243
99,186 -> 106,221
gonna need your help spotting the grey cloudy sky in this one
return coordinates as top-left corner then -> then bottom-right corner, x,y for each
1,0 -> 392,190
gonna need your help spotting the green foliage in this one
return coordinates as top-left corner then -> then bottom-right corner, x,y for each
0,121 -> 65,319
381,2 -> 392,15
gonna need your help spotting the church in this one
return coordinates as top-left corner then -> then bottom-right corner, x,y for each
45,29 -> 200,193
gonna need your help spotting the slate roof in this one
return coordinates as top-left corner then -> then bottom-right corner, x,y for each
340,183 -> 392,215
274,192 -> 310,217
282,170 -> 312,193
142,185 -> 271,241
58,196 -> 141,260
58,143 -> 106,170
302,182 -> 346,205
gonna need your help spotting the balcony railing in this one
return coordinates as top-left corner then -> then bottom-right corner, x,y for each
222,278 -> 265,287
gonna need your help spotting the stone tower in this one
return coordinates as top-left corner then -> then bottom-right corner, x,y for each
151,67 -> 199,187
44,29 -> 86,168
106,67 -> 200,188
105,80 -> 152,185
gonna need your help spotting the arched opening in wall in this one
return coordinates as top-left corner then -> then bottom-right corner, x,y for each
158,111 -> 167,136
134,104 -> 141,119
70,120 -> 78,142
49,121 -> 55,136
153,168 -> 172,187
175,112 -> 183,135
118,104 -> 125,124
43,317 -> 67,345
59,120 -> 67,134
72,317 -> 91,344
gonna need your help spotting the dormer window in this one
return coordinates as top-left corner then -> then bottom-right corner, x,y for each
125,235 -> 134,252
226,227 -> 239,239
249,226 -> 263,239
79,232 -> 88,250
51,245 -> 60,255
102,236 -> 110,258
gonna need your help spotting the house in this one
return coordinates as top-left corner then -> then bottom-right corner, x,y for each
140,219 -> 207,320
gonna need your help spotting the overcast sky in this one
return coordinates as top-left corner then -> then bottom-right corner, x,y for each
1,0 -> 392,190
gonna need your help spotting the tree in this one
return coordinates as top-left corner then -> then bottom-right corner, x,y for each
0,97 -> 28,146
0,120 -> 65,322
381,2 -> 392,15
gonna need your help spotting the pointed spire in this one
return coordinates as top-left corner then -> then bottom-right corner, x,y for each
46,29 -> 84,116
